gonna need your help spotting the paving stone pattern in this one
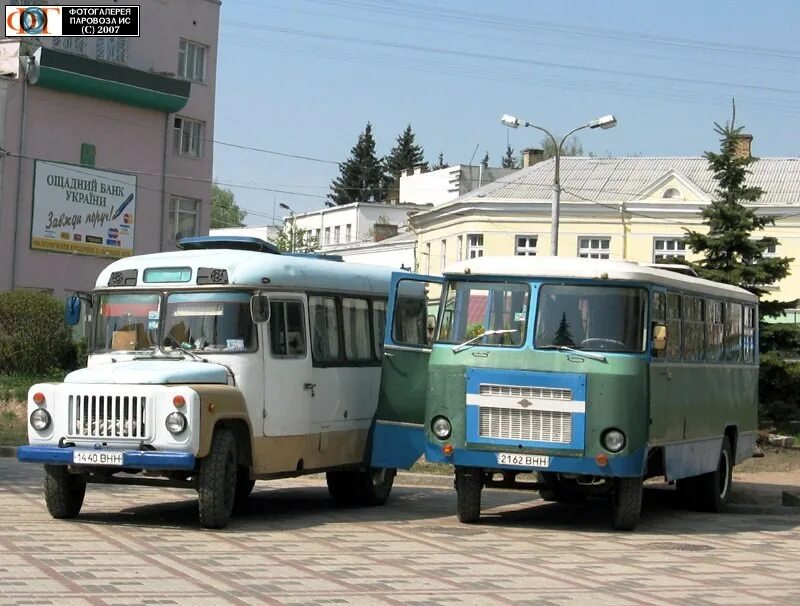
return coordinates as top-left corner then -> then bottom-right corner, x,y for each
1,459 -> 799,605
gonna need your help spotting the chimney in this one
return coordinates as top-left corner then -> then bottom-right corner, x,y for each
373,223 -> 398,242
732,134 -> 753,160
521,148 -> 545,168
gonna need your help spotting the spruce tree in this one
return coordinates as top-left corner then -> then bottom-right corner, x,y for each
684,114 -> 792,314
328,122 -> 387,205
384,125 -> 426,202
553,312 -> 574,346
501,144 -> 518,169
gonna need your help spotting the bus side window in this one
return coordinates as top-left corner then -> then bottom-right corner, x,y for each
372,300 -> 387,358
725,302 -> 743,362
269,301 -> 307,358
706,299 -> 724,362
652,292 -> 666,359
342,297 -> 372,361
682,296 -> 705,362
666,292 -> 681,361
309,296 -> 341,362
743,305 -> 755,363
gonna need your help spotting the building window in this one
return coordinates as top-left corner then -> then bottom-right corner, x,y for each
96,37 -> 127,63
456,235 -> 463,261
178,39 -> 207,82
662,187 -> 683,199
516,235 -> 537,256
440,239 -> 447,272
173,117 -> 203,158
578,237 -> 610,259
169,196 -> 199,241
425,242 -> 431,273
269,300 -> 307,357
315,228 -> 321,243
346,224 -> 352,242
324,227 -> 331,245
53,37 -> 86,55
467,234 -> 484,259
762,241 -> 778,257
653,238 -> 687,263
334,225 -> 341,244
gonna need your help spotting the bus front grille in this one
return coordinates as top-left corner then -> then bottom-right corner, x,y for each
68,394 -> 149,439
479,384 -> 572,401
478,407 -> 572,444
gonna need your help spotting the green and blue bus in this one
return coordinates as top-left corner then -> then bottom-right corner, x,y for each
372,256 -> 758,530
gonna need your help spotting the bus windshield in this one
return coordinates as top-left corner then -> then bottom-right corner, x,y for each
94,293 -> 160,352
535,284 -> 648,353
438,280 -> 529,347
162,292 -> 256,352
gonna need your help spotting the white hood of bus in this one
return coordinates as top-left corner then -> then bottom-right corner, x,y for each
65,359 -> 230,385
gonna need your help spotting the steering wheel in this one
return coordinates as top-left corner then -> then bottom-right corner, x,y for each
580,338 -> 627,351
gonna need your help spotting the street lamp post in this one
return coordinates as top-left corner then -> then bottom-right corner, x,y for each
279,202 -> 295,253
501,113 -> 617,256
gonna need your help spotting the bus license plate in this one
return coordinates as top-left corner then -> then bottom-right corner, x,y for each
496,452 -> 550,468
73,450 -> 123,466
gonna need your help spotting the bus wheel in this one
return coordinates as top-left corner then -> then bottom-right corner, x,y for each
44,465 -> 86,519
455,467 -> 482,524
680,436 -> 733,513
358,467 -> 396,506
611,476 -> 643,531
197,428 -> 238,529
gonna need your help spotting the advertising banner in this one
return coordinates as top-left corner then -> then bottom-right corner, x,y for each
31,160 -> 137,258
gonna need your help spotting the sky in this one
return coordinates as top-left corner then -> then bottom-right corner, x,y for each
211,0 -> 800,226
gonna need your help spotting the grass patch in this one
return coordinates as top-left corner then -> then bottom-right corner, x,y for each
0,403 -> 26,446
0,371 -> 67,446
409,459 -> 452,476
0,370 -> 66,401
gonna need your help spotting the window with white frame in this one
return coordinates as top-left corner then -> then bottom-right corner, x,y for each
467,234 -> 484,259
53,37 -> 87,55
425,242 -> 431,273
96,37 -> 127,63
178,39 -> 207,82
169,196 -> 199,241
456,235 -> 463,261
440,239 -> 447,272
314,228 -> 321,243
324,227 -> 331,245
334,225 -> 341,244
653,237 -> 687,263
515,235 -> 538,256
578,237 -> 610,259
173,117 -> 203,158
346,224 -> 352,242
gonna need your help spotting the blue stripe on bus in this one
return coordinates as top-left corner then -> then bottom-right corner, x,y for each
464,405 -> 586,451
424,443 -> 646,477
17,446 -> 195,470
371,422 -> 425,470
465,368 -> 586,400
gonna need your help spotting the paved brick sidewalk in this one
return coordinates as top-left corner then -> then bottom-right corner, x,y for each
1,459 -> 799,605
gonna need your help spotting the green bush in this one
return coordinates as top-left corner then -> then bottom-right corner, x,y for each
759,351 -> 800,430
0,291 -> 74,375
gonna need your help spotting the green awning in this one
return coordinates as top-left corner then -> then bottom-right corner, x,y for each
29,47 -> 190,113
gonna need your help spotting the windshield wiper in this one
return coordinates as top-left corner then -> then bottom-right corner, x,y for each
538,344 -> 607,362
453,329 -> 518,354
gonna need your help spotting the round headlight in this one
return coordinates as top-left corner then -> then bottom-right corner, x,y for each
431,416 -> 452,440
30,408 -> 51,431
602,428 -> 626,453
165,412 -> 187,435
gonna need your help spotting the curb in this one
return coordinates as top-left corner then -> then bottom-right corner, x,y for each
0,445 -> 17,458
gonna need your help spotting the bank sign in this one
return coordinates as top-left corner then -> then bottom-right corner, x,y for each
31,161 -> 137,258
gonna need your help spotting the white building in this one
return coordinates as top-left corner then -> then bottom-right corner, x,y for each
399,164 -> 518,207
322,230 -> 416,270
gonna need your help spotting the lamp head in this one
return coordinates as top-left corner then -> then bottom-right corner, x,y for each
279,203 -> 291,211
589,114 -> 617,130
500,114 -> 521,129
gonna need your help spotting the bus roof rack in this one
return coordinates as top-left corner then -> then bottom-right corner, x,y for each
284,252 -> 344,262
642,263 -> 698,277
177,236 -> 280,254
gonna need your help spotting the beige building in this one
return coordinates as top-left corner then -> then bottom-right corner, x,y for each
411,143 -> 800,302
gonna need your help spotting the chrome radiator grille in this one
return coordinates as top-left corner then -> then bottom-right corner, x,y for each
68,394 -> 149,439
479,384 -> 572,401
478,407 -> 572,443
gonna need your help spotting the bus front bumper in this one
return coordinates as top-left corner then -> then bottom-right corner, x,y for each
424,443 -> 646,477
17,445 -> 195,470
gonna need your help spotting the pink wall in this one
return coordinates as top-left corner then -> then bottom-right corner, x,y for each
0,0 -> 220,296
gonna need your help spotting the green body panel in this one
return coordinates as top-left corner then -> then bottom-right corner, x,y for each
376,347 -> 430,425
649,363 -> 758,444
425,347 -> 650,459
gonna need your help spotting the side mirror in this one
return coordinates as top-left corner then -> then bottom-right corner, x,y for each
65,294 -> 81,326
652,323 -> 667,351
250,294 -> 270,324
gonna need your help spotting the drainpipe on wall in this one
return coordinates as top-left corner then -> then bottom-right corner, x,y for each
620,203 -> 628,260
160,113 -> 169,249
10,58 -> 30,290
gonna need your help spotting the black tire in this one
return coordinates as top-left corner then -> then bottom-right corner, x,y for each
234,466 -> 255,508
327,468 -> 396,506
611,476 -> 643,531
197,429 -> 238,529
44,465 -> 86,519
455,467 -> 482,524
678,436 -> 733,513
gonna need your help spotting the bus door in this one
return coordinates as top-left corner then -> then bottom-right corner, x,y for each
649,289 -> 681,443
371,273 -> 442,469
261,295 -> 313,436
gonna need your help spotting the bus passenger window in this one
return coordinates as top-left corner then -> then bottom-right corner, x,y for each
725,302 -> 743,362
392,279 -> 440,347
652,292 -> 666,359
743,305 -> 755,363
706,299 -> 724,361
269,301 -> 307,358
666,293 -> 682,360
682,296 -> 705,361
342,298 -> 372,361
310,296 -> 341,361
372,300 -> 386,357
